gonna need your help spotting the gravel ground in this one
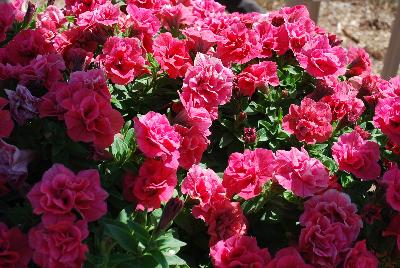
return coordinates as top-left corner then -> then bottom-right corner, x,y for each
256,0 -> 399,75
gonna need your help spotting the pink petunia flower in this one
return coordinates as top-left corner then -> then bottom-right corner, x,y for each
98,36 -> 147,85
134,111 -> 181,169
0,222 -> 32,268
153,32 -> 192,78
27,164 -> 108,225
332,130 -> 381,180
274,147 -> 329,198
237,61 -> 280,97
382,166 -> 400,212
210,235 -> 271,268
282,97 -> 332,144
29,219 -> 89,268
295,35 -> 347,78
344,240 -> 379,268
374,97 -> 400,144
223,148 -> 277,200
267,247 -> 312,268
123,159 -> 177,211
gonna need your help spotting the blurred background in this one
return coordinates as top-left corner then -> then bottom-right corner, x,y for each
256,0 -> 400,76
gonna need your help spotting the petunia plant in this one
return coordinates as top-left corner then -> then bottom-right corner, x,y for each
0,0 -> 400,267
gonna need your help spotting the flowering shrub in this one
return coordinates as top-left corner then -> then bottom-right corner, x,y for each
0,0 -> 400,267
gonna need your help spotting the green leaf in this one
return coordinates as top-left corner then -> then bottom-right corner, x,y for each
125,128 -> 135,147
257,128 -> 268,142
165,255 -> 188,267
156,232 -> 186,253
308,143 -> 328,157
118,209 -> 129,224
148,250 -> 168,268
340,173 -> 355,188
105,223 -> 138,252
319,155 -> 338,173
128,221 -> 151,245
110,135 -> 129,162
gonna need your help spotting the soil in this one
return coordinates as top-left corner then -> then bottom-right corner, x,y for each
256,0 -> 400,75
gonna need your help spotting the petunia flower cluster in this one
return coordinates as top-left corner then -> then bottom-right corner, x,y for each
0,0 -> 399,266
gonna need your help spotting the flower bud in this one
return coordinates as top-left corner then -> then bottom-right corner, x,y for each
243,127 -> 256,144
23,2 -> 36,26
157,197 -> 184,232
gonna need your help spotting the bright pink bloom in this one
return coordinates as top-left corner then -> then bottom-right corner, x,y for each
332,130 -> 381,180
0,98 -> 14,138
210,235 -> 271,268
383,215 -> 400,251
3,29 -> 55,66
307,76 -> 337,101
354,125 -> 371,140
19,53 -> 66,90
182,164 -> 225,204
29,219 -> 89,268
296,35 -> 347,78
389,75 -> 400,96
320,82 -> 365,123
216,22 -> 260,66
0,139 -> 33,189
64,89 -> 124,149
275,147 -> 329,198
0,3 -> 15,42
223,149 -> 276,200
374,97 -> 400,144
159,4 -> 194,31
27,164 -> 108,224
299,216 -> 350,268
153,32 -> 192,78
286,19 -> 315,53
65,0 -> 106,15
282,97 -> 332,144
0,222 -> 32,268
255,21 -> 277,58
181,53 -> 234,119
206,199 -> 247,246
175,125 -> 209,170
352,74 -> 392,106
175,96 -> 213,132
191,0 -> 225,19
300,189 -> 363,239
383,166 -> 400,212
125,4 -> 160,52
344,240 -> 379,268
126,0 -> 169,10
299,190 -> 362,267
41,70 -> 123,149
184,27 -> 221,54
77,1 -> 120,27
182,165 -> 226,220
237,61 -> 279,97
123,159 -> 177,211
37,5 -> 66,35
134,111 -> 181,168
346,47 -> 372,77
68,69 -> 111,100
267,247 -> 312,268
98,37 -> 147,85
